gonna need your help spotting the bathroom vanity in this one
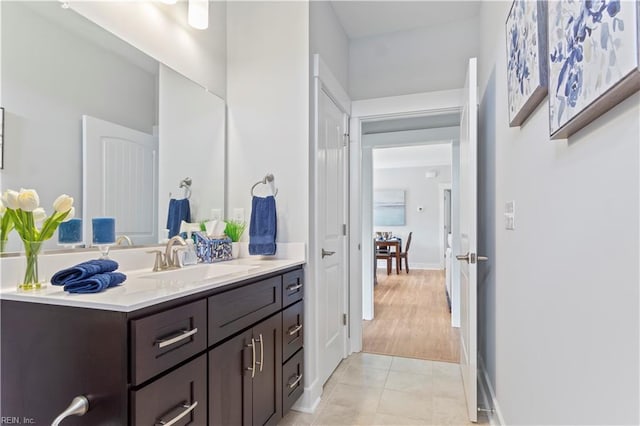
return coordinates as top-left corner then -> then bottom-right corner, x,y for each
0,259 -> 304,425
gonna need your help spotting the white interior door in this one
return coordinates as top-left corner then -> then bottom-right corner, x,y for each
457,58 -> 479,422
83,115 -> 158,245
317,87 -> 348,385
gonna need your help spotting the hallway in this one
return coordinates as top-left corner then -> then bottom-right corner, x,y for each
279,352 -> 487,425
363,270 -> 459,362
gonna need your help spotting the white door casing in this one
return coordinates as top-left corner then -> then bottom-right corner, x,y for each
457,58 -> 478,423
317,86 -> 348,385
83,115 -> 158,245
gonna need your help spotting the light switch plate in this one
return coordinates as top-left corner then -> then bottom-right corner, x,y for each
233,208 -> 245,222
504,201 -> 516,230
210,209 -> 222,221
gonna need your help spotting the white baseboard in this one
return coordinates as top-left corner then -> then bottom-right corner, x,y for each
478,355 -> 505,426
291,377 -> 322,414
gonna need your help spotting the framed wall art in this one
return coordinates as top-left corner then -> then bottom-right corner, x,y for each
548,0 -> 640,139
373,190 -> 405,226
506,0 -> 548,127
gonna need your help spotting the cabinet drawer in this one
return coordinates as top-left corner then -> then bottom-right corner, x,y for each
282,349 -> 304,415
131,354 -> 206,425
282,301 -> 303,362
282,269 -> 304,308
131,299 -> 207,386
209,276 -> 282,345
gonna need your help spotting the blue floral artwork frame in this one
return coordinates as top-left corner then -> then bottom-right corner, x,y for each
506,0 -> 548,127
548,0 -> 640,139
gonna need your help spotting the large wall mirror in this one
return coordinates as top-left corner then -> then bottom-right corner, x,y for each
0,1 -> 226,253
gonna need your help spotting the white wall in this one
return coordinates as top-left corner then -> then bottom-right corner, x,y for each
70,1 -> 226,98
349,16 -> 480,100
226,1 -> 309,243
0,2 -> 156,251
158,65 -> 225,233
477,1 -> 639,424
310,1 -> 349,92
373,165 -> 451,269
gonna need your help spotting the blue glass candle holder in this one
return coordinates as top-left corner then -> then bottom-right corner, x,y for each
92,217 -> 116,258
58,218 -> 83,248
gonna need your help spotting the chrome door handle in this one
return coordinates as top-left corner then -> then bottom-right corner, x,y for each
246,338 -> 256,378
156,328 -> 198,349
254,334 -> 264,372
288,324 -> 303,335
322,249 -> 335,258
155,401 -> 198,426
52,395 -> 89,426
456,253 -> 489,264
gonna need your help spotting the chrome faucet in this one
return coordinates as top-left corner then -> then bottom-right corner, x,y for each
115,235 -> 132,246
165,235 -> 187,269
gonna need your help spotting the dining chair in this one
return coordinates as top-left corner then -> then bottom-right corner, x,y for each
375,242 -> 393,275
398,232 -> 412,273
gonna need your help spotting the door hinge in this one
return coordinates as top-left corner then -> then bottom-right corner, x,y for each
342,224 -> 347,236
342,313 -> 347,326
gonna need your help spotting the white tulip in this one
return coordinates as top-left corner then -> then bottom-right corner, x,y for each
1,189 -> 20,210
17,188 -> 40,212
62,207 -> 75,222
53,194 -> 74,213
32,207 -> 47,223
0,204 -> 5,215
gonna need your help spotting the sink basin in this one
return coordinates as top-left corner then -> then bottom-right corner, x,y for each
141,263 -> 259,282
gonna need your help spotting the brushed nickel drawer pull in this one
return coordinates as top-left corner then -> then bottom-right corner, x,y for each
287,324 -> 303,336
156,401 -> 198,426
246,338 -> 256,378
287,374 -> 303,389
156,328 -> 198,349
286,283 -> 302,291
254,334 -> 264,373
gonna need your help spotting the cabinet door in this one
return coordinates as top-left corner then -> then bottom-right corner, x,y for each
252,313 -> 283,426
209,329 -> 253,426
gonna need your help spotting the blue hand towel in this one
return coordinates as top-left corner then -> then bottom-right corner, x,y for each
63,272 -> 127,294
51,259 -> 119,286
167,198 -> 191,238
249,196 -> 277,256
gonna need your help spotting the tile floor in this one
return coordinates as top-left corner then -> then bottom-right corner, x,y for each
279,352 -> 489,426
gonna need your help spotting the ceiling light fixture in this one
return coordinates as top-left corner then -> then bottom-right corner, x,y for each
159,0 -> 178,4
188,0 -> 209,30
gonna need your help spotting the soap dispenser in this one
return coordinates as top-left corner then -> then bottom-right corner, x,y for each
182,239 -> 198,266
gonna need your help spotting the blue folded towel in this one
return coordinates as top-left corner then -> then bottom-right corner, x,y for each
249,196 -> 277,256
167,198 -> 191,238
51,259 -> 119,286
63,272 -> 127,294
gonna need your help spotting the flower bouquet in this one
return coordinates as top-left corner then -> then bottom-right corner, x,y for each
1,189 -> 75,290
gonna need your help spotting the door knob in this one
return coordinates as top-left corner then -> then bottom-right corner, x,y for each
455,253 -> 488,264
321,249 -> 336,259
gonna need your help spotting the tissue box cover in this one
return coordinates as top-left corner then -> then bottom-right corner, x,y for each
193,232 -> 232,263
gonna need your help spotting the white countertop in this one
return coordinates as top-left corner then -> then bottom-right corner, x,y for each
0,257 -> 305,312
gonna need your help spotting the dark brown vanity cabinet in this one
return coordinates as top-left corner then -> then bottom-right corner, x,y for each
209,313 -> 282,426
0,265 -> 304,425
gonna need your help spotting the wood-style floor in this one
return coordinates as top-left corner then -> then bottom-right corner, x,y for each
363,269 -> 460,363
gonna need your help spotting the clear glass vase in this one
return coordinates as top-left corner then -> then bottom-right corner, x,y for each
19,240 -> 44,291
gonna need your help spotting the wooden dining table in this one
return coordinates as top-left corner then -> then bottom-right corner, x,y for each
375,239 -> 402,275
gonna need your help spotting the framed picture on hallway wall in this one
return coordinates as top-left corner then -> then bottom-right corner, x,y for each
374,190 -> 405,226
505,0 -> 548,127
548,0 -> 640,139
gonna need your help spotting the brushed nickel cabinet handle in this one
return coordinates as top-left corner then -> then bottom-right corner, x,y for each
288,324 -> 303,336
246,338 -> 256,378
287,374 -> 303,389
286,283 -> 303,291
254,334 -> 264,373
156,328 -> 198,349
155,401 -> 198,426
52,395 -> 89,426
